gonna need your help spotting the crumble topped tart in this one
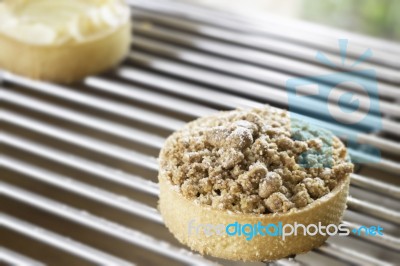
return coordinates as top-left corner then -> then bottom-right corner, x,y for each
158,106 -> 353,261
160,106 -> 353,214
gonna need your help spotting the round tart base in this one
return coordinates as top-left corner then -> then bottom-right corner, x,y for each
159,174 -> 350,262
0,22 -> 131,83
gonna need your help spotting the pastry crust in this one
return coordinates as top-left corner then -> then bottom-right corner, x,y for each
159,172 -> 350,261
0,21 -> 131,83
158,106 -> 352,261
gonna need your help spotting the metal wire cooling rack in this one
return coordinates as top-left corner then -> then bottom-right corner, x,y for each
1,0 -> 399,265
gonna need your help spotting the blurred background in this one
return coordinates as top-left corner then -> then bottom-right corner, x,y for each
190,0 -> 400,41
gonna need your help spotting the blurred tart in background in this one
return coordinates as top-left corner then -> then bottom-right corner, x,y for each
0,0 -> 131,83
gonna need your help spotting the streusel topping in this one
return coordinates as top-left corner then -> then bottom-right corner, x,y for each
159,106 -> 353,214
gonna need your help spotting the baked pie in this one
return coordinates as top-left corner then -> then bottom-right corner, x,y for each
159,106 -> 352,261
0,0 -> 131,83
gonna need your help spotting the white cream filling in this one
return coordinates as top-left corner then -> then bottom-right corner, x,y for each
0,0 -> 130,45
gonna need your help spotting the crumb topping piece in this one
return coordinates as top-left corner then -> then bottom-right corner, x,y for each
159,106 -> 353,214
